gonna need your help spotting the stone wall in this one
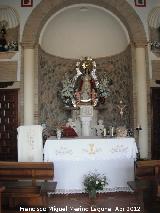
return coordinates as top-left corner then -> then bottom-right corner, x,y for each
38,45 -> 133,132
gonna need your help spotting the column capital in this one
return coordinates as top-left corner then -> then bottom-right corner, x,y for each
131,40 -> 148,48
20,42 -> 38,49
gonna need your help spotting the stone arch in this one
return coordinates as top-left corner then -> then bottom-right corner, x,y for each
21,0 -> 150,158
22,0 -> 147,47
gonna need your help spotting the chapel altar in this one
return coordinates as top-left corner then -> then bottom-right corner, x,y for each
17,57 -> 138,193
44,137 -> 138,193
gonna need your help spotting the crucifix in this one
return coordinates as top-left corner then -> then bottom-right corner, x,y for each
117,100 -> 126,118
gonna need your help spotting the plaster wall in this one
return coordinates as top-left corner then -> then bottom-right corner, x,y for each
0,0 -> 159,72
40,4 -> 129,58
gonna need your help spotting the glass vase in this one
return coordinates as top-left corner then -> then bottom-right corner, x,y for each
56,129 -> 62,140
88,188 -> 97,200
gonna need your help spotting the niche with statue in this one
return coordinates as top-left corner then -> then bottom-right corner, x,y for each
39,46 -> 133,135
60,57 -> 113,137
148,7 -> 160,56
0,6 -> 19,52
60,57 -> 112,108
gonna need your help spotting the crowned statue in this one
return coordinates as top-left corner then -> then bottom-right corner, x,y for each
60,57 -> 112,137
73,57 -> 98,107
80,72 -> 91,102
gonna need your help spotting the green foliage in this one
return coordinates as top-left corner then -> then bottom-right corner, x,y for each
83,172 -> 107,192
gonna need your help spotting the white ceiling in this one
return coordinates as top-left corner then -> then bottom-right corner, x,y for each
40,4 -> 129,59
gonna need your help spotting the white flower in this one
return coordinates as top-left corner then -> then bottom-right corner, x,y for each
96,181 -> 99,184
97,76 -> 111,98
61,75 -> 74,105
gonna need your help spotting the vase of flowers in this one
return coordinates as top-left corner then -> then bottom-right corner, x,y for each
83,172 -> 107,200
55,122 -> 65,139
56,128 -> 62,139
88,188 -> 97,199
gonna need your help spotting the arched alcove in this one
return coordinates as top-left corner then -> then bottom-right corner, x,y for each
21,1 -> 149,159
39,4 -> 129,58
22,0 -> 147,47
0,5 -> 19,51
148,6 -> 160,56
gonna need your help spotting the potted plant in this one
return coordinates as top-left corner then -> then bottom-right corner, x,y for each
83,172 -> 107,199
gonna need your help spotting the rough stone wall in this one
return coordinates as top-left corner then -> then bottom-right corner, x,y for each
38,45 -> 133,131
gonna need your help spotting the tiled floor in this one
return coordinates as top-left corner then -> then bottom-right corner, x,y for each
2,192 -> 159,213
48,192 -> 147,213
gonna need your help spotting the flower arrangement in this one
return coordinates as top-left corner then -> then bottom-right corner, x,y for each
97,74 -> 112,98
54,122 -> 66,139
8,40 -> 18,51
61,73 -> 74,106
150,41 -> 160,50
55,121 -> 65,131
83,172 -> 107,193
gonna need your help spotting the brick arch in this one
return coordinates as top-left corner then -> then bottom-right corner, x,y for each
22,0 -> 147,47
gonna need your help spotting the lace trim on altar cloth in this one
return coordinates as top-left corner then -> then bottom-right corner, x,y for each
48,187 -> 133,195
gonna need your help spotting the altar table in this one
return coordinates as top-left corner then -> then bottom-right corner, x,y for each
43,137 -> 138,193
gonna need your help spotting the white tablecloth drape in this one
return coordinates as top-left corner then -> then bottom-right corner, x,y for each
44,137 -> 138,193
17,125 -> 43,162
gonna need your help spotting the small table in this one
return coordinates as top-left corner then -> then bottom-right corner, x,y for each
40,182 -> 57,208
0,183 -> 5,213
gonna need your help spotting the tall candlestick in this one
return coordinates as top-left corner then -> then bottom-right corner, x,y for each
111,126 -> 114,137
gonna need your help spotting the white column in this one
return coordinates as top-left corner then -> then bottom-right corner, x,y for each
136,47 -> 148,159
80,106 -> 93,136
24,48 -> 34,124
80,116 -> 92,136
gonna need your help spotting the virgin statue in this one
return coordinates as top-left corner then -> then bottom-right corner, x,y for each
73,57 -> 98,106
80,72 -> 92,102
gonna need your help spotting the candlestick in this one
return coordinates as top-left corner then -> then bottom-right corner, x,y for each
135,124 -> 142,159
136,125 -> 142,130
110,126 -> 115,137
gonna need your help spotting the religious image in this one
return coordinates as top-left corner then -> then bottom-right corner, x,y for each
60,57 -> 112,108
1,0 -> 158,211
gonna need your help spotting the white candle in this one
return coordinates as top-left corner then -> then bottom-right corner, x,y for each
111,126 -> 114,137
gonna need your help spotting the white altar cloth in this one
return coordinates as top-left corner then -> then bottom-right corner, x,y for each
44,137 -> 137,193
17,125 -> 43,162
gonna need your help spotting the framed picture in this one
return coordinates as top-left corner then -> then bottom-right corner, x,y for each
134,0 -> 146,7
21,0 -> 33,7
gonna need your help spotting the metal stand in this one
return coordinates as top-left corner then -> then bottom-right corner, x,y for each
136,125 -> 142,160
